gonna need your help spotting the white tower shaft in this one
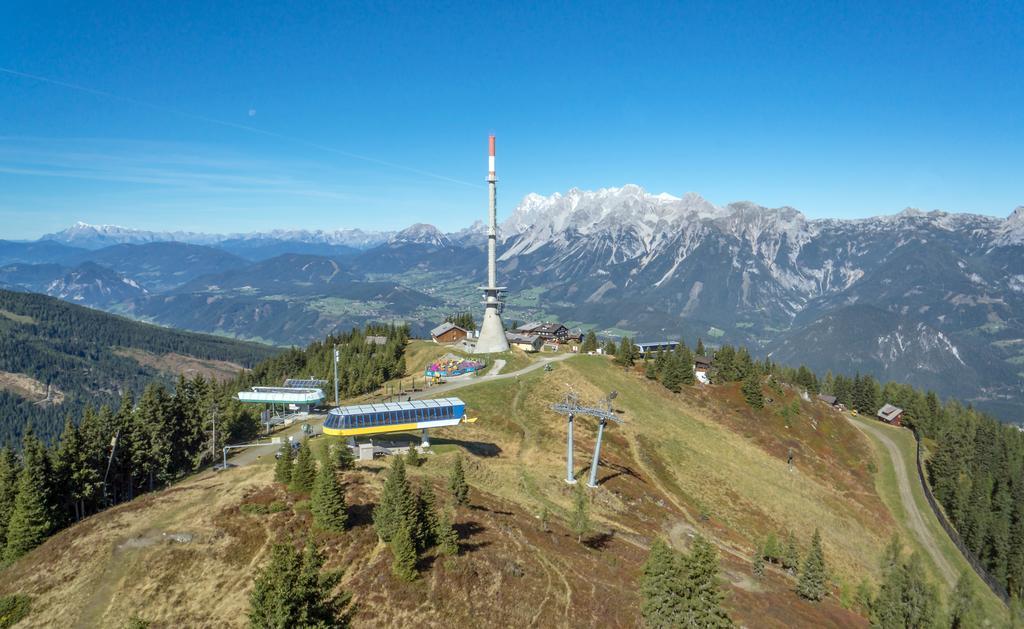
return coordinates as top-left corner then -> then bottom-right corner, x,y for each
474,134 -> 510,354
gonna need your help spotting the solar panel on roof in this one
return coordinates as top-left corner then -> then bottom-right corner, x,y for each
285,378 -> 327,389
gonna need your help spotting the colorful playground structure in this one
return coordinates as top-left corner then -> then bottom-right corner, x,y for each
322,397 -> 474,447
424,355 -> 485,378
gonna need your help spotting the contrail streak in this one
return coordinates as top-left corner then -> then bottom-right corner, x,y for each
0,66 -> 481,188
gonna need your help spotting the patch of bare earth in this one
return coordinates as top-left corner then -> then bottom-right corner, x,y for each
0,371 -> 64,405
114,348 -> 246,382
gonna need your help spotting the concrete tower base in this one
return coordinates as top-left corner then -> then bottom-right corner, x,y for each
474,306 -> 509,354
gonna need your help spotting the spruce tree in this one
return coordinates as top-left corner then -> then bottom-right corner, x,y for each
695,337 -> 705,356
290,439 -> 316,493
273,443 -> 293,484
641,538 -> 685,627
796,528 -> 828,601
332,443 -> 355,471
645,359 -> 657,380
436,508 -> 459,556
404,445 -> 420,468
449,456 -> 469,507
677,344 -> 695,386
373,456 -> 412,543
310,458 -> 347,532
872,550 -> 938,629
854,578 -> 874,615
752,548 -> 765,578
249,543 -> 302,628
248,541 -> 349,628
582,330 -> 598,353
948,571 -> 980,629
411,485 -> 439,551
296,541 -> 349,627
681,535 -> 734,627
3,433 -> 54,562
616,337 -> 636,367
570,482 -> 590,544
782,531 -> 801,573
390,522 -> 418,582
660,355 -> 684,393
742,372 -> 764,409
0,447 -> 19,553
763,532 -> 781,564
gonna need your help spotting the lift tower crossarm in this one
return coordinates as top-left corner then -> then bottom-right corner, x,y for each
551,393 -> 624,487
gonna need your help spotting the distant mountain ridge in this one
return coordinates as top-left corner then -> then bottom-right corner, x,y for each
41,221 -> 393,251
9,185 -> 1024,419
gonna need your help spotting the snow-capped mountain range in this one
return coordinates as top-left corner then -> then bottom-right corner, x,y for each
42,222 -> 393,251
9,185 -> 1024,420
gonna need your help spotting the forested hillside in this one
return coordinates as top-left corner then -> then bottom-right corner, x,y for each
0,290 -> 278,444
0,323 -> 409,567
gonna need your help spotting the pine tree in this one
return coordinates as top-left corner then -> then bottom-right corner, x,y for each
436,508 -> 459,556
782,531 -> 801,573
641,538 -> 686,627
373,456 -> 413,543
290,439 -> 316,493
742,372 -> 764,409
948,571 -> 980,629
582,330 -> 598,353
570,482 -> 590,544
310,458 -> 347,532
797,529 -> 828,601
681,535 -> 734,627
390,522 -> 418,582
752,548 -> 765,578
645,358 -> 658,380
273,443 -> 293,484
449,455 -> 469,507
603,339 -> 618,355
695,338 -> 705,356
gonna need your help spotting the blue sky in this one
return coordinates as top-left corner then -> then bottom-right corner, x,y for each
1,0 -> 1022,239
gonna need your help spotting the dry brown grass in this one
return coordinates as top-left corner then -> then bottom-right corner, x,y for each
0,355 -> 885,628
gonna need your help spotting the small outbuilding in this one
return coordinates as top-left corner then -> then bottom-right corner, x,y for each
506,332 -> 543,352
876,404 -> 904,426
431,322 -> 469,344
817,394 -> 839,407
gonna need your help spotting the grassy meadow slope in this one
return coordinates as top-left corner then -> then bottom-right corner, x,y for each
0,351 -> 1000,626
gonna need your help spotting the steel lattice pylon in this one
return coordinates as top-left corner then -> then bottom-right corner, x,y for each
551,391 -> 622,487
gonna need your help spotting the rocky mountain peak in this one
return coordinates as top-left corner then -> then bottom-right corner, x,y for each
389,223 -> 450,247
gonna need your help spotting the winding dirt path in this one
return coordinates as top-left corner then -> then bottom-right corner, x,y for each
847,417 -> 957,588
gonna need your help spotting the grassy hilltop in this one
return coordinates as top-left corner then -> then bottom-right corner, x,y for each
0,342 -> 1005,626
